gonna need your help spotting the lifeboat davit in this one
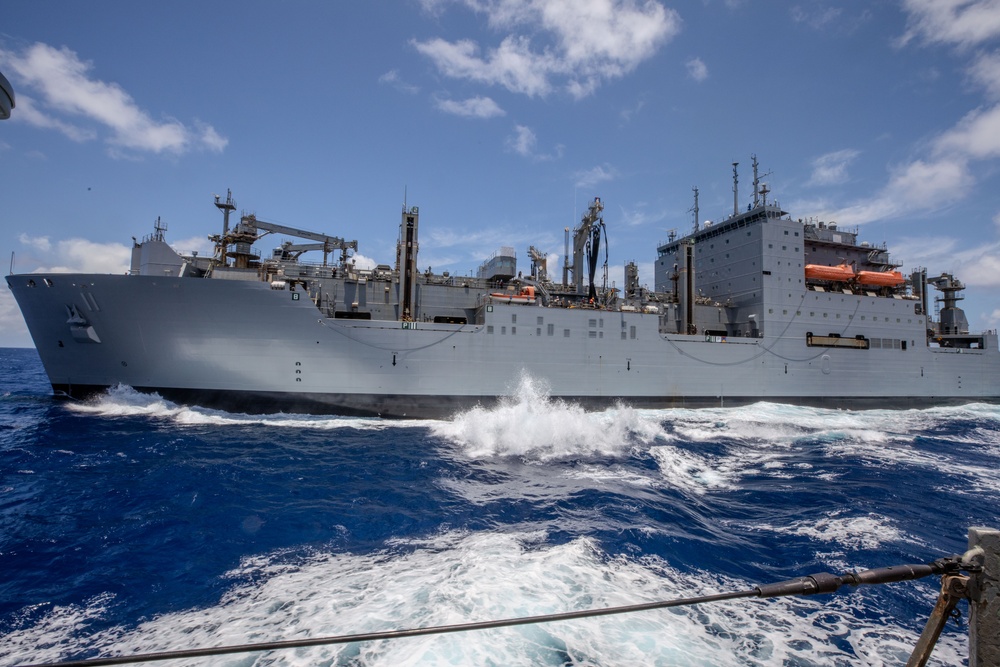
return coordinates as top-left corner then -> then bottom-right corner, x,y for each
804,263 -> 855,282
857,270 -> 904,287
491,285 -> 536,304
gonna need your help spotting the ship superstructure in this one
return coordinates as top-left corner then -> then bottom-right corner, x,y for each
7,161 -> 999,417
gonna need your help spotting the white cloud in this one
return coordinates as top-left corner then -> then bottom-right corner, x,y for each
685,57 -> 708,82
616,202 -> 667,227
19,237 -> 132,274
790,5 -> 848,31
14,94 -> 97,142
619,97 -> 645,123
169,235 -> 216,258
507,124 -> 537,156
821,157 -> 971,226
814,4 -> 1000,228
351,253 -> 378,270
933,103 -> 1000,158
807,149 -> 860,186
197,123 -> 229,152
414,0 -> 681,99
18,234 -> 52,252
899,0 -> 1000,48
893,234 -> 1000,288
414,36 -> 555,97
3,42 -> 227,156
961,245 -> 1000,286
574,164 -> 616,189
505,124 -> 563,160
0,289 -> 31,347
378,69 -> 421,94
435,95 -> 506,118
968,50 -> 1000,98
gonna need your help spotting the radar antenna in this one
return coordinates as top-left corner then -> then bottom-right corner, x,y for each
751,154 -> 772,208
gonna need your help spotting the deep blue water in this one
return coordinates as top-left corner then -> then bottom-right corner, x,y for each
1,346 -> 998,666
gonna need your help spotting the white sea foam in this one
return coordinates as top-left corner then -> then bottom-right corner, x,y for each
664,402 -> 904,448
0,530 -> 963,667
430,374 -> 734,498
65,385 -> 420,431
432,374 -> 669,461
753,511 -> 917,552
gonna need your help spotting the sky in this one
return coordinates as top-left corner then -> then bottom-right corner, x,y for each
3,0 -> 1000,347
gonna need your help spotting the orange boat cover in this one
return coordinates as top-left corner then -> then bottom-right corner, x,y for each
857,270 -> 904,287
804,263 -> 855,281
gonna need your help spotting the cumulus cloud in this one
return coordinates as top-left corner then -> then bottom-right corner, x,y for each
414,0 -> 681,99
18,237 -> 132,274
351,253 -> 378,271
2,42 -> 227,156
435,95 -> 506,117
169,235 -> 216,259
807,149 -> 860,186
685,57 -> 708,82
18,233 -> 52,253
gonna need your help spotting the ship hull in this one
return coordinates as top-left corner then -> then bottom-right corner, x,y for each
47,384 -> 1000,419
8,273 -> 1000,418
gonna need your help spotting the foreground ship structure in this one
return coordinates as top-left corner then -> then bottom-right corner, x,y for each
8,160 -> 1000,417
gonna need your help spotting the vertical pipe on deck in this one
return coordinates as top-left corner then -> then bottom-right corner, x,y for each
969,526 -> 1000,667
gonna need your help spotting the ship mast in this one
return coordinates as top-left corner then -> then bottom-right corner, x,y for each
562,227 -> 570,287
214,189 -> 236,266
396,205 -> 419,321
691,186 -> 700,233
751,154 -> 771,210
732,162 -> 739,216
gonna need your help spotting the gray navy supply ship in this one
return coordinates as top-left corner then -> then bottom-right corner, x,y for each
8,159 -> 1000,418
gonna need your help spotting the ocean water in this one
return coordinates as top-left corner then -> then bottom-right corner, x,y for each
1,347 -> 997,666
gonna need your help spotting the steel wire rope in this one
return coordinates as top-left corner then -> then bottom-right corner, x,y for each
13,557 -> 965,667
761,289 -> 867,363
659,285 -> 878,367
657,291 -> 809,367
316,316 -> 469,354
317,282 -> 879,366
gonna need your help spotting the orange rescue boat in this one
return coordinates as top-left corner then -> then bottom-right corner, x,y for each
804,263 -> 855,282
856,270 -> 905,287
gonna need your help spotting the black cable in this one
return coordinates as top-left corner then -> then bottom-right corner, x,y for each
14,589 -> 760,667
15,559 -> 957,667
